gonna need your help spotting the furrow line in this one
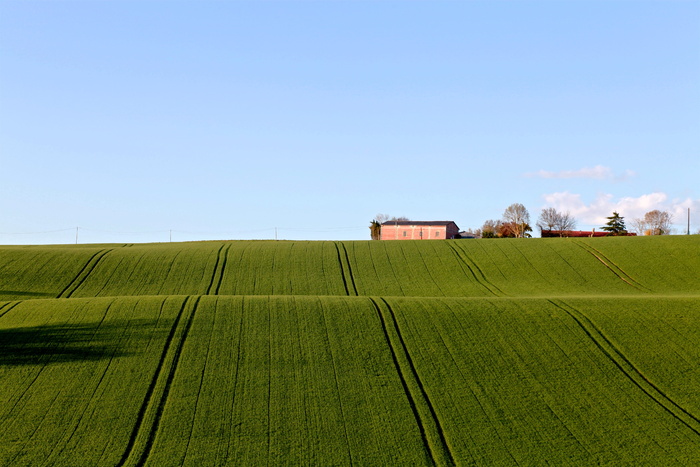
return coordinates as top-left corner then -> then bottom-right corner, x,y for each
370,297 -> 456,466
573,241 -> 649,292
57,249 -> 112,298
319,299 -> 354,465
182,298 -> 217,465
117,296 -> 201,467
549,299 -> 700,437
156,249 -> 183,295
446,243 -> 503,297
221,296 -> 245,464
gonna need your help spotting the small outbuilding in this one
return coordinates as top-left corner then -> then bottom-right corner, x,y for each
380,221 -> 460,240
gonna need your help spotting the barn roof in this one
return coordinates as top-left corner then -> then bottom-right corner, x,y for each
380,221 -> 457,227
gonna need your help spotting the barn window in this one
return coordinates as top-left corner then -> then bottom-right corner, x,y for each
403,231 -> 407,237
435,231 -> 440,237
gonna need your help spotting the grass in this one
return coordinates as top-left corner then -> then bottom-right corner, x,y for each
0,236 -> 699,465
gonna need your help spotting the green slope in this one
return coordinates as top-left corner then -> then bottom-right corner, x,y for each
1,236 -> 698,301
1,236 -> 699,465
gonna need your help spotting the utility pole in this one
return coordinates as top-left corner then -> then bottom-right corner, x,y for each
275,227 -> 278,240
170,230 -> 172,242
75,227 -> 79,244
689,208 -> 691,235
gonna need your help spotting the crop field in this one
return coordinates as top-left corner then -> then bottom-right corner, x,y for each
1,236 -> 699,465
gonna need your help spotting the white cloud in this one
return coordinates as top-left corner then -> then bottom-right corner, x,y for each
541,191 -> 700,231
526,165 -> 635,181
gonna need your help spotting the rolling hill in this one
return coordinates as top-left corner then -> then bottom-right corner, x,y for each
1,236 -> 699,465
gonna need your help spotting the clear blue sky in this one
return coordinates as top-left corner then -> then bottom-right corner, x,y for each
2,0 -> 698,244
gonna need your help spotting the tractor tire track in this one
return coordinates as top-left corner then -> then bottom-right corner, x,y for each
549,299 -> 700,437
57,249 -> 113,298
573,241 -> 650,292
334,242 -> 357,296
0,301 -> 20,319
339,242 -> 358,296
117,296 -> 201,467
446,243 -> 504,297
370,297 -> 455,466
206,244 -> 230,295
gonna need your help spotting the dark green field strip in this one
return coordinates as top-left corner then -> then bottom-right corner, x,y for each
141,296 -> 432,466
212,242 -> 348,297
575,236 -> 700,293
57,248 -> 113,298
118,296 -> 200,467
0,301 -> 20,319
550,299 -> 700,437
1,237 -> 698,299
566,296 -> 700,418
370,297 -> 456,466
349,241 -> 408,296
384,297 -> 700,465
446,242 -> 504,297
0,247 -> 106,300
0,297 -> 184,466
2,295 -> 700,465
572,241 -> 652,293
455,239 -> 636,296
68,244 -> 219,298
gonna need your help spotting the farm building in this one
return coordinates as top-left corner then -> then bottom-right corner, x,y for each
541,230 -> 637,238
380,221 -> 460,240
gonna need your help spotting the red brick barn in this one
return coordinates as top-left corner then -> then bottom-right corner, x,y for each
380,221 -> 460,240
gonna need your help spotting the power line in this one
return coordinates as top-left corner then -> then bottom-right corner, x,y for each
0,228 -> 75,235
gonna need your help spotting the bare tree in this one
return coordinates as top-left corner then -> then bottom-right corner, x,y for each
537,208 -> 577,236
375,213 -> 410,223
374,213 -> 391,224
555,211 -> 576,233
537,207 -> 559,233
502,203 -> 531,238
371,214 -> 410,239
634,209 -> 673,235
630,217 -> 648,235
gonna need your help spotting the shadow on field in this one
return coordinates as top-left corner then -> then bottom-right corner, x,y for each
0,290 -> 56,298
0,319 -> 168,366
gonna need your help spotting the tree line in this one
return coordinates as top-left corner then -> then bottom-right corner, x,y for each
468,205 -> 675,238
370,206 -> 677,239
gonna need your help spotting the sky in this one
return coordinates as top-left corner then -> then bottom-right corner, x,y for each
1,0 -> 699,244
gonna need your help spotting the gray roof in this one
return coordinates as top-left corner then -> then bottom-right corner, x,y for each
380,220 -> 457,227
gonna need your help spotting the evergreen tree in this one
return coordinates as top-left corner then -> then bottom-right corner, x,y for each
601,211 -> 627,236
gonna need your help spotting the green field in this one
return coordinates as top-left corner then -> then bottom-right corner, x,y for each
1,236 -> 699,465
